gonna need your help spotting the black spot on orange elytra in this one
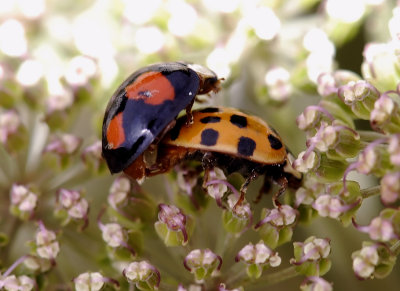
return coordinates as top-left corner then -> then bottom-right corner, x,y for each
237,136 -> 256,157
230,114 -> 247,128
200,116 -> 221,124
200,129 -> 219,146
268,134 -> 283,150
199,107 -> 220,113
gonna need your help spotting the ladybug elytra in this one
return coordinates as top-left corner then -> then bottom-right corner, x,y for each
124,107 -> 302,205
102,62 -> 221,174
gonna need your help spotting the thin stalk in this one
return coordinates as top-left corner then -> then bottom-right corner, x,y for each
358,131 -> 388,143
360,185 -> 381,199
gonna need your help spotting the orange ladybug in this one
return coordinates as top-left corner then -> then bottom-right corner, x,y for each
125,107 -> 302,206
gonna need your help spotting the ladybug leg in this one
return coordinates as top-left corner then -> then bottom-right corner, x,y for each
201,152 -> 216,188
185,99 -> 195,125
234,170 -> 259,209
272,176 -> 288,207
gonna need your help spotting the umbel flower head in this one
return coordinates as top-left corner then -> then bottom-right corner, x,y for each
1,1 -> 400,290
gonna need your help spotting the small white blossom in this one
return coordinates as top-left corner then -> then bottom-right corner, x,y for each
294,151 -> 318,173
35,225 -> 59,260
352,246 -> 379,279
10,184 -> 38,213
74,272 -> 104,291
101,223 -> 125,248
303,238 -> 331,260
0,110 -> 21,144
313,195 -> 344,219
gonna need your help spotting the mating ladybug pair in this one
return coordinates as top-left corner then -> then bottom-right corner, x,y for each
102,62 -> 301,206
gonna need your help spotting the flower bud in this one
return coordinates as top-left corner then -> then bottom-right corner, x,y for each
101,222 -> 126,248
184,249 -> 222,283
177,284 -> 202,291
264,67 -> 292,102
124,261 -> 160,291
308,122 -> 360,159
10,184 -> 38,219
235,241 -> 281,279
81,141 -> 105,172
354,208 -> 400,242
176,165 -> 200,197
338,80 -> 380,119
65,55 -> 97,87
297,106 -> 334,134
313,195 -> 344,219
108,177 -> 131,209
370,94 -> 400,134
291,236 -> 331,276
362,42 -> 400,92
0,110 -> 26,149
294,151 -> 348,181
352,245 -> 379,279
44,133 -> 81,155
380,172 -> 400,205
23,255 -> 51,273
355,141 -> 392,177
154,204 -> 193,246
367,217 -> 396,241
300,276 -> 333,291
388,134 -> 400,166
2,275 -> 36,291
317,70 -> 361,98
43,133 -> 82,168
56,189 -> 89,228
352,243 -> 396,280
255,205 -> 298,248
222,194 -> 251,234
74,272 -> 105,291
35,223 -> 59,261
293,151 -> 318,173
218,283 -> 244,291
205,167 -> 228,205
46,91 -> 74,113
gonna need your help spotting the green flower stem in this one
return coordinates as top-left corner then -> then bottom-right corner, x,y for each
227,266 -> 300,288
0,143 -> 18,182
249,266 -> 300,287
44,165 -> 90,192
390,240 -> 400,256
142,236 -> 190,283
1,216 -> 21,262
216,231 -> 231,255
25,114 -> 49,174
360,185 -> 381,199
224,266 -> 247,286
358,131 -> 388,142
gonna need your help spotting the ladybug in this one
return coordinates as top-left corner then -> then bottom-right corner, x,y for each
102,62 -> 221,174
124,107 -> 302,205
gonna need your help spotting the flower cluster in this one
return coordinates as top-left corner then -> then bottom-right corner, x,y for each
294,7 -> 400,281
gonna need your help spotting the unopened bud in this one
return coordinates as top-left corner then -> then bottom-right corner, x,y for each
184,249 -> 222,282
124,261 -> 160,290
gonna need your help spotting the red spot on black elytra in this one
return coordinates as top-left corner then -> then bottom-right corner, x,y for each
237,136 -> 256,157
200,129 -> 219,146
268,134 -> 282,150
